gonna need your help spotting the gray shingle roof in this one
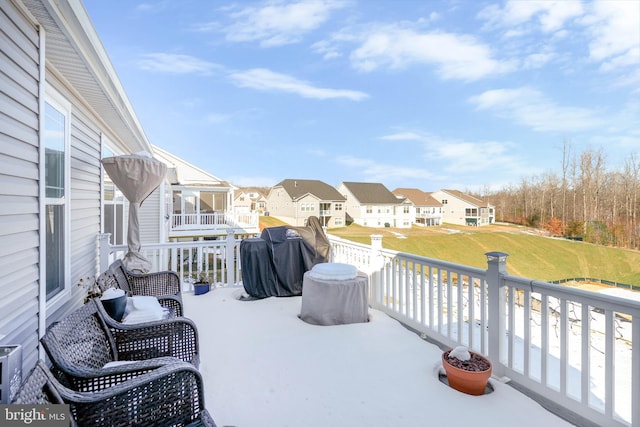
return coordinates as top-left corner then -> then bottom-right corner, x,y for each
276,179 -> 346,201
441,189 -> 491,207
393,188 -> 443,206
342,182 -> 399,204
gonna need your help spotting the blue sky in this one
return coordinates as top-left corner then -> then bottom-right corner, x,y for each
83,0 -> 639,192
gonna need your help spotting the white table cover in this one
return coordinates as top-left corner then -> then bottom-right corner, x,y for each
300,271 -> 369,326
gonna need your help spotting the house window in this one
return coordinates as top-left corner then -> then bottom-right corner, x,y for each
334,203 -> 343,211
334,217 -> 343,226
103,182 -> 125,245
44,92 -> 70,302
403,206 -> 410,214
366,206 -> 372,214
442,199 -> 448,204
102,144 -> 126,245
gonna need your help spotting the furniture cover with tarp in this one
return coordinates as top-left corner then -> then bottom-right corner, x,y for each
241,216 -> 330,298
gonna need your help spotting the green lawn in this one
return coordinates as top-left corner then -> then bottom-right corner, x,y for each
326,223 -> 640,286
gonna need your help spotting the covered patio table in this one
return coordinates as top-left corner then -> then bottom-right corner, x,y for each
299,263 -> 369,326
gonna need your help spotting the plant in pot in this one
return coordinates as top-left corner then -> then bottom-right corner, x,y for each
76,274 -> 104,303
442,346 -> 492,395
193,271 -> 211,295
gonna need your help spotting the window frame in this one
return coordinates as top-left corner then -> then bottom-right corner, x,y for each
42,87 -> 72,311
101,141 -> 127,245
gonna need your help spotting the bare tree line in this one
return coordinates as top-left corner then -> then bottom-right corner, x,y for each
485,141 -> 640,249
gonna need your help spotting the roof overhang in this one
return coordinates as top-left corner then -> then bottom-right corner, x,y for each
23,0 -> 152,154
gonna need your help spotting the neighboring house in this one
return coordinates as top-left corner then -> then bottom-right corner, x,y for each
266,179 -> 346,227
337,182 -> 412,228
234,187 -> 268,215
392,188 -> 443,226
151,145 -> 259,240
1,0 -> 153,373
431,189 -> 495,226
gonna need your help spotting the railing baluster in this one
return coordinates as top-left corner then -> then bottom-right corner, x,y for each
560,298 -> 568,396
581,303 -> 590,405
468,274 -> 475,350
524,288 -> 531,377
452,272 -> 462,347
428,266 -> 434,330
508,286 -> 515,370
541,294 -> 549,388
605,309 -> 614,419
437,269 -> 444,337
633,316 -> 640,427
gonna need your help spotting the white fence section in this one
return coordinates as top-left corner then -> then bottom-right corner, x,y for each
99,232 -> 640,427
328,235 -> 640,427
169,212 -> 259,231
99,232 -> 244,290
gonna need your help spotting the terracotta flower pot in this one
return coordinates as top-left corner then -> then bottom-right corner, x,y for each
442,349 -> 492,395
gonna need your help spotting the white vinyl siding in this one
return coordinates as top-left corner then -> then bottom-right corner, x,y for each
140,188 -> 161,244
0,0 -> 41,372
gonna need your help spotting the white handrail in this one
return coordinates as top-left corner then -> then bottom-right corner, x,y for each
99,232 -> 639,426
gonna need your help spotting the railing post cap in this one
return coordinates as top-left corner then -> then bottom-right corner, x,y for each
485,251 -> 509,259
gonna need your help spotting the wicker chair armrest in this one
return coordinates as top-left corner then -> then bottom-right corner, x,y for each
156,294 -> 184,316
53,357 -> 182,392
126,269 -> 181,296
101,315 -> 200,367
56,362 -> 213,427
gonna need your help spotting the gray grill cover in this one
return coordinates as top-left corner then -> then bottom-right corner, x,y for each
240,216 -> 330,298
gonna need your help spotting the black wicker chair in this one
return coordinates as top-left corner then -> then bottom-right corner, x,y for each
13,360 -> 217,426
99,259 -> 183,316
41,299 -> 199,392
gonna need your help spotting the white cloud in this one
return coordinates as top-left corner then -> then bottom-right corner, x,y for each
136,1 -> 167,13
383,131 -> 523,175
522,52 -> 554,69
425,140 -> 516,172
204,113 -> 231,124
379,132 -> 424,141
137,53 -> 220,75
336,156 -> 434,181
311,40 -> 343,60
227,174 -> 277,187
583,0 -> 640,72
229,68 -> 368,101
221,0 -> 348,47
468,87 -> 604,132
346,25 -> 515,81
478,0 -> 583,33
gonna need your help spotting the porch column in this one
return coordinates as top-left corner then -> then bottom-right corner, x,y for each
98,233 -> 112,273
369,235 -> 383,306
226,229 -> 237,287
486,251 -> 508,378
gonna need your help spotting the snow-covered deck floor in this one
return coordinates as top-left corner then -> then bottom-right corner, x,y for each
185,287 -> 573,427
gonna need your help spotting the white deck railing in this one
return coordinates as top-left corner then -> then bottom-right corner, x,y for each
169,212 -> 259,232
99,232 -> 640,427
